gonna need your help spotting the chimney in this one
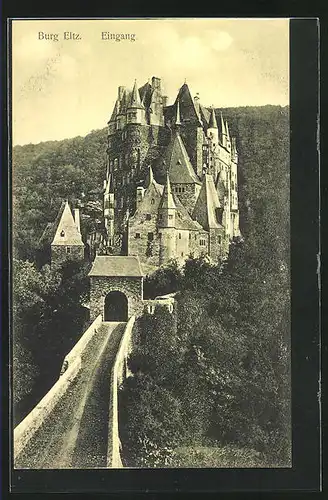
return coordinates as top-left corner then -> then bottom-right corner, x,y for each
162,96 -> 168,107
151,76 -> 161,91
74,208 -> 81,233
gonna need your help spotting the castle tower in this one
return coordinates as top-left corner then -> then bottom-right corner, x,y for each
207,107 -> 219,146
192,174 -> 227,259
51,200 -> 84,267
104,173 -> 115,246
220,112 -> 227,149
127,80 -> 145,125
225,120 -> 231,153
158,174 -> 177,264
164,130 -> 201,214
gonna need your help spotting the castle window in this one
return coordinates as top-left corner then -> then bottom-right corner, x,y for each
66,247 -> 71,254
158,214 -> 163,221
60,230 -> 65,237
135,233 -> 141,239
178,233 -> 181,240
218,236 -> 222,244
146,213 -> 151,221
151,198 -> 155,205
148,232 -> 154,241
189,233 -> 191,239
195,234 -> 197,240
200,239 -> 206,247
181,252 -> 184,257
168,214 -> 173,220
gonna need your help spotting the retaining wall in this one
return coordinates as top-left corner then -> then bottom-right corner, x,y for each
14,314 -> 102,463
107,315 -> 136,468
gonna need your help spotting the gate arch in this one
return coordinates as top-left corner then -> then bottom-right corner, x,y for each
104,290 -> 128,322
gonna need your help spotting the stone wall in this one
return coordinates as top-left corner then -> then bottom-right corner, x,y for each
107,315 -> 136,468
51,244 -> 84,267
189,229 -> 209,258
14,315 -> 102,464
90,276 -> 144,321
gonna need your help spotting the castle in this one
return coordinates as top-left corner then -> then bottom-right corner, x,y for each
48,76 -> 240,273
103,76 -> 240,272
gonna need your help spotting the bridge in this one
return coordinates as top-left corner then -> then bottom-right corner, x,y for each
14,255 -> 175,469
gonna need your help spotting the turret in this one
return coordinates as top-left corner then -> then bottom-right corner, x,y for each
104,174 -> 115,245
207,107 -> 219,146
158,174 -> 176,228
127,79 -> 145,124
220,112 -> 227,148
225,120 -> 231,152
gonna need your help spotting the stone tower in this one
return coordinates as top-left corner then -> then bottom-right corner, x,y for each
104,169 -> 115,246
51,201 -> 84,267
158,174 -> 177,264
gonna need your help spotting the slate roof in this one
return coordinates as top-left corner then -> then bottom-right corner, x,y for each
88,255 -> 144,277
108,99 -> 119,123
129,80 -> 144,109
51,201 -> 83,246
192,174 -> 223,230
165,131 -> 201,185
173,195 -> 203,231
159,175 -> 176,210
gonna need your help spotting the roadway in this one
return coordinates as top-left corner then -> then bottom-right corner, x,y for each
15,322 -> 125,469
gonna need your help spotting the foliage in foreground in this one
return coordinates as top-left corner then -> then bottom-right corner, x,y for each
13,259 -> 90,424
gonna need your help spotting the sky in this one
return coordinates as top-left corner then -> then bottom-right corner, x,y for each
12,18 -> 289,145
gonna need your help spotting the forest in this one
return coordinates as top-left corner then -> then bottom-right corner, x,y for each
12,105 -> 290,466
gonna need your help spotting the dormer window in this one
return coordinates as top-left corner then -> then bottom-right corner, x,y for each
60,230 -> 65,237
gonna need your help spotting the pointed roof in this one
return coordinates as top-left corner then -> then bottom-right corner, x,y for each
175,83 -> 202,125
129,80 -> 144,109
220,112 -> 226,137
192,174 -> 223,230
159,174 -> 176,210
173,194 -> 203,231
174,100 -> 182,126
225,120 -> 230,140
209,108 -> 218,129
165,131 -> 201,185
88,256 -> 143,277
39,200 -> 66,246
144,165 -> 164,195
51,201 -> 83,246
108,99 -> 119,124
119,89 -> 131,114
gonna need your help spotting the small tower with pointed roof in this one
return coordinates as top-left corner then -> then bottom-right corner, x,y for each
127,80 -> 145,125
220,112 -> 227,149
158,174 -> 177,264
225,120 -> 231,152
51,200 -> 84,267
207,107 -> 219,146
104,171 -> 115,246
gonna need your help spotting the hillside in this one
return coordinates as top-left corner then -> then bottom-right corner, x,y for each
12,105 -> 289,264
12,106 -> 290,447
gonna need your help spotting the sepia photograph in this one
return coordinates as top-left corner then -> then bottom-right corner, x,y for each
11,18 -> 291,471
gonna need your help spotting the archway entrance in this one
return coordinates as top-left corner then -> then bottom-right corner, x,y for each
104,291 -> 128,322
